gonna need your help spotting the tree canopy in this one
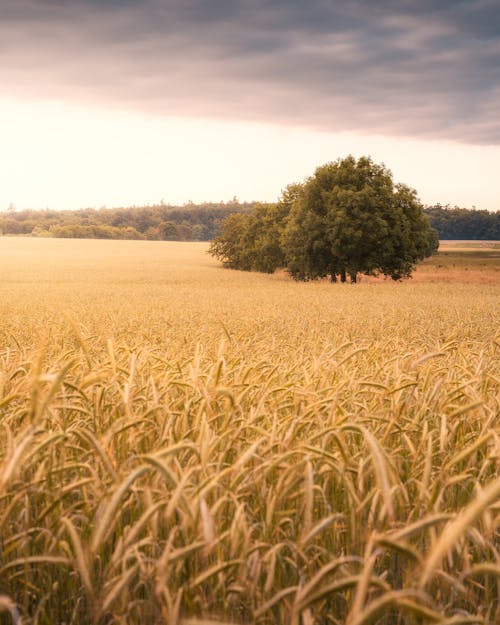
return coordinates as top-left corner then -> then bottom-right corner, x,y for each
209,156 -> 439,282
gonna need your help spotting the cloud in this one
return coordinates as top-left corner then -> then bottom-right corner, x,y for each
1,0 -> 499,143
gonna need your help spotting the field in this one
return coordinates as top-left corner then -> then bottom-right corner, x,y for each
0,237 -> 499,625
360,241 -> 500,285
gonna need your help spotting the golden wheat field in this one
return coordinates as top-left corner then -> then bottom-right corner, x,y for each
0,237 -> 499,625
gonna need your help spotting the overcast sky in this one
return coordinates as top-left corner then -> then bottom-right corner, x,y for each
1,0 -> 499,211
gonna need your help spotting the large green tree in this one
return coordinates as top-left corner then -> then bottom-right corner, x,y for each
282,156 -> 437,282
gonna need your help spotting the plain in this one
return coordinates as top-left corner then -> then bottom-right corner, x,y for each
0,237 -> 499,625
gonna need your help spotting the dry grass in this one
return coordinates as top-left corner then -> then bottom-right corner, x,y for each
438,240 -> 499,250
359,243 -> 500,285
0,237 -> 499,624
412,248 -> 500,285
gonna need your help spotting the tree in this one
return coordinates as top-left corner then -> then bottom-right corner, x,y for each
242,201 -> 290,273
282,156 -> 437,282
158,221 -> 178,240
208,213 -> 254,270
208,196 -> 292,273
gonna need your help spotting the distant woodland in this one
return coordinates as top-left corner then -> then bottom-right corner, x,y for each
424,205 -> 499,240
0,202 -> 498,241
0,201 -> 253,241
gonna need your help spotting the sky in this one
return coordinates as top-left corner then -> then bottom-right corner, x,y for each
0,0 -> 499,212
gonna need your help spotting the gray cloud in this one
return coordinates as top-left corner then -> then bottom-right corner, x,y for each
1,0 -> 499,143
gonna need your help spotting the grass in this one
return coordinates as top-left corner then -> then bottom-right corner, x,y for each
358,242 -> 500,285
413,247 -> 500,285
438,240 -> 500,250
0,237 -> 499,625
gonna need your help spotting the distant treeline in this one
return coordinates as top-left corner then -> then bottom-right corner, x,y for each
0,201 -> 254,241
424,205 -> 499,240
0,201 -> 498,241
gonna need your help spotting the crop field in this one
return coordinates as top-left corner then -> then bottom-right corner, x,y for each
0,237 -> 499,625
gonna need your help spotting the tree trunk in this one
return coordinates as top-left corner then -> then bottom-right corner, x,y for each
340,268 -> 347,283
330,272 -> 337,283
350,272 -> 357,283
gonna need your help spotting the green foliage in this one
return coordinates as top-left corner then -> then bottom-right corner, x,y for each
0,200 -> 254,241
375,183 -> 440,279
49,224 -> 144,239
209,198 -> 290,273
158,220 -> 178,240
208,212 -> 254,269
424,226 -> 440,257
284,156 -> 437,282
424,204 -> 500,240
211,156 -> 438,282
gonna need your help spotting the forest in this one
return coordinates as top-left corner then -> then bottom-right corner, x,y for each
0,200 -> 253,241
424,204 -> 500,239
0,200 -> 498,241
